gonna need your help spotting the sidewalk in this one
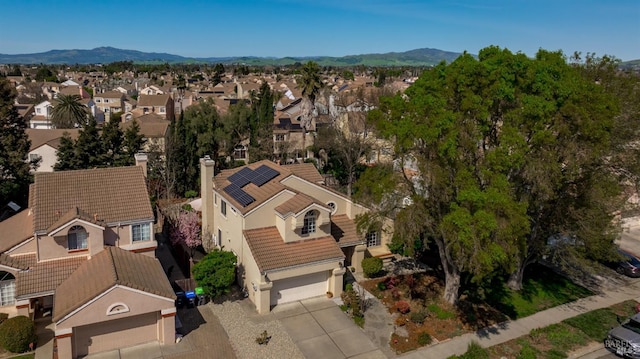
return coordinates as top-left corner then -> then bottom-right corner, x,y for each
399,279 -> 640,359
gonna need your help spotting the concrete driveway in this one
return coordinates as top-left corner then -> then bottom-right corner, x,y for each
273,297 -> 386,359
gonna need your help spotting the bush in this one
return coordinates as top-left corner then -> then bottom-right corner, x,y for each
395,300 -> 411,314
377,281 -> 387,291
192,249 -> 237,298
345,283 -> 353,292
353,314 -> 365,328
362,257 -> 383,278
418,332 -> 432,345
456,341 -> 489,359
410,310 -> 428,324
0,316 -> 37,353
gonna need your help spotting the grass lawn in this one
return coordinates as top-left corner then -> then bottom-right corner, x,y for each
479,264 -> 593,319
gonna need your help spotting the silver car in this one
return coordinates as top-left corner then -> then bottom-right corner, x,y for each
605,313 -> 640,358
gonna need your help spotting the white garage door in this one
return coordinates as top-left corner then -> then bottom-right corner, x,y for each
74,312 -> 158,357
270,271 -> 329,305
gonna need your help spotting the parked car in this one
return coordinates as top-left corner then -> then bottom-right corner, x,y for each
614,250 -> 640,278
605,312 -> 640,358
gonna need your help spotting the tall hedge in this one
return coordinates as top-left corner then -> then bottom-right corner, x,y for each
362,257 -> 383,278
0,315 -> 37,353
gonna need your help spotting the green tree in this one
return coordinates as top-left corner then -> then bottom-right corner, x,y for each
122,121 -> 144,166
51,94 -> 88,129
35,66 -> 57,82
74,117 -> 104,168
0,78 -> 34,207
365,47 -> 621,303
101,119 -> 125,167
249,82 -> 276,161
192,249 -> 236,298
298,61 -> 323,131
53,133 -> 77,171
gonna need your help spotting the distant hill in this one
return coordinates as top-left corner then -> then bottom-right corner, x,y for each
0,46 -> 466,66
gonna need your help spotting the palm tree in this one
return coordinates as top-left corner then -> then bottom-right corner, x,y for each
297,61 -> 323,159
51,94 -> 88,129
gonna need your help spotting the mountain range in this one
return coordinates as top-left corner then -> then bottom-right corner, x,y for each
0,46 -> 465,66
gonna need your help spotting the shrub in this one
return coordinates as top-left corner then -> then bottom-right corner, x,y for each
353,314 -> 365,328
418,332 -> 432,345
410,310 -> 428,324
395,300 -> 411,314
458,341 -> 489,359
345,283 -> 353,292
362,257 -> 383,278
192,249 -> 237,298
377,281 -> 387,291
0,316 -> 37,353
385,276 -> 398,288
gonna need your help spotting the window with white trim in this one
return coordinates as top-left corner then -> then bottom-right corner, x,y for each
132,223 -> 151,242
68,225 -> 88,250
221,200 -> 227,216
302,210 -> 316,235
0,271 -> 16,306
366,231 -> 380,247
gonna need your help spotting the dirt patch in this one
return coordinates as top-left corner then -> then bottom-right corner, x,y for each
361,273 -> 507,353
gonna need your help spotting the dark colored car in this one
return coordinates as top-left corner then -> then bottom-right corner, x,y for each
605,312 -> 640,358
614,250 -> 640,278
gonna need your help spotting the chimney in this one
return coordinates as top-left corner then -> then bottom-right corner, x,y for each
200,156 -> 215,250
134,153 -> 148,177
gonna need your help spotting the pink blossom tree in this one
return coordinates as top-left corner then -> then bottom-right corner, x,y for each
170,210 -> 202,257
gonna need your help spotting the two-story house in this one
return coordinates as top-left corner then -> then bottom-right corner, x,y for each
93,91 -> 125,122
137,94 -> 174,121
26,129 -> 81,172
0,165 -> 175,358
30,101 -> 53,129
199,158 -> 392,314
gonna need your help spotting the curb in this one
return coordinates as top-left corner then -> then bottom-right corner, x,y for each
567,341 -> 603,359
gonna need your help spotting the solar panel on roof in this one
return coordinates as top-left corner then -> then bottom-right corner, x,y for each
223,183 -> 255,207
251,165 -> 279,186
228,167 -> 253,187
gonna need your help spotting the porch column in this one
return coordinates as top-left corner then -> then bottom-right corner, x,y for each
160,308 -> 176,344
255,277 -> 273,314
55,328 -> 73,359
353,245 -> 367,273
16,299 -> 30,317
330,267 -> 346,298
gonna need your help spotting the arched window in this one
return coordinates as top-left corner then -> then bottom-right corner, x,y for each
302,210 -> 316,235
0,271 -> 16,306
68,225 -> 88,250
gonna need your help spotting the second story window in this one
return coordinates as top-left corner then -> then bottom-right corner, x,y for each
275,134 -> 286,142
366,231 -> 380,247
132,223 -> 151,242
68,225 -> 88,250
302,210 -> 316,235
221,200 -> 227,216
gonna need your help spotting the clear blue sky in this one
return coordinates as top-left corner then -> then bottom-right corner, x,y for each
1,0 -> 639,60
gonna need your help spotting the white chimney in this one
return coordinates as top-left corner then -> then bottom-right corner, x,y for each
134,153 -> 148,177
200,156 -> 215,249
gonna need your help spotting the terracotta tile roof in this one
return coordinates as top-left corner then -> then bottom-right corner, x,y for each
95,91 -> 124,99
283,163 -> 325,184
53,246 -> 175,322
244,227 -> 344,272
331,215 -> 363,247
32,166 -> 153,232
138,94 -> 171,107
0,210 -> 34,253
275,193 -> 327,217
26,129 -> 81,151
46,207 -> 105,234
121,115 -> 169,139
0,253 -> 36,270
16,256 -> 87,299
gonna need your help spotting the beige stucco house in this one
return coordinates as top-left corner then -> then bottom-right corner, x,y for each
200,158 -> 392,314
0,166 -> 175,358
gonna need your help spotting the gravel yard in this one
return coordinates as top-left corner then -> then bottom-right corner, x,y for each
209,301 -> 304,359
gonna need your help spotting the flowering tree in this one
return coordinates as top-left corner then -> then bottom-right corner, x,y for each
170,210 -> 202,257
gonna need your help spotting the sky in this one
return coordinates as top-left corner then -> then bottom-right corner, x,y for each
0,0 -> 639,61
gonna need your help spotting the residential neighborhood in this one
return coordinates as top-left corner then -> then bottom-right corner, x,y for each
1,43 -> 640,359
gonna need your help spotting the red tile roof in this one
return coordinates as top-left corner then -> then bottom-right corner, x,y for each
331,215 -> 363,247
53,246 -> 175,322
243,227 -> 344,272
0,210 -> 34,253
32,166 -> 153,232
16,256 -> 87,299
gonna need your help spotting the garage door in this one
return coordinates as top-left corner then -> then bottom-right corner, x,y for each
270,271 -> 328,305
74,312 -> 158,357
